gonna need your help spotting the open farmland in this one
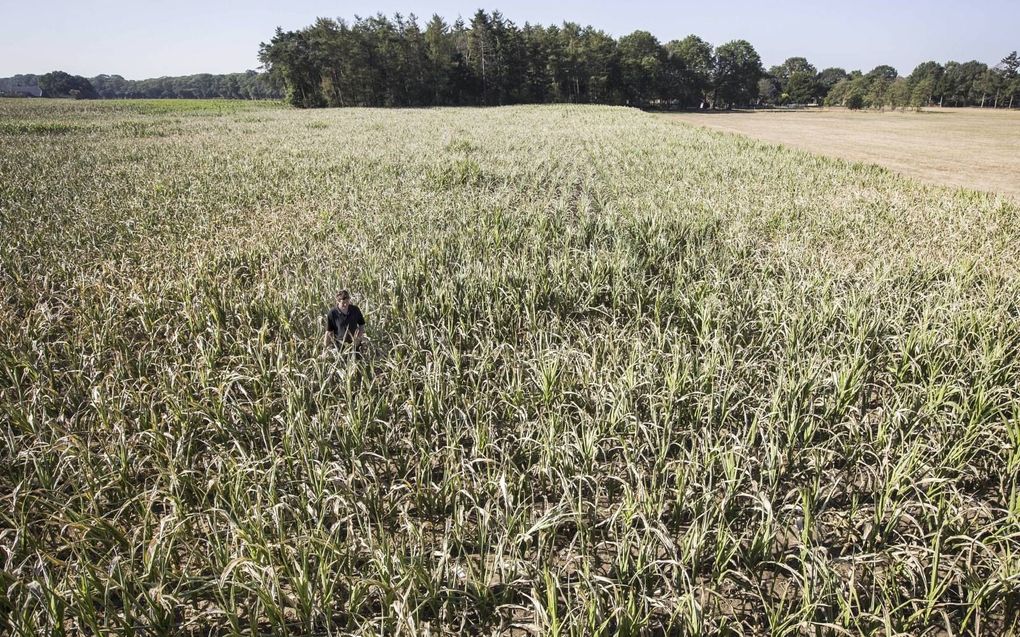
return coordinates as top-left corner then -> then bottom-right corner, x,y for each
2,98 -> 1020,635
669,107 -> 1020,200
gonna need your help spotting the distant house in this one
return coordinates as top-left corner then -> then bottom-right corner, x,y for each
0,79 -> 42,97
12,85 -> 42,97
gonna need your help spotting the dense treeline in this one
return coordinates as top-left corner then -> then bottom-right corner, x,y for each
825,53 -> 1020,109
4,11 -> 1017,110
89,71 -> 281,100
35,71 -> 99,99
257,11 -> 760,108
260,10 -> 1020,110
0,71 -> 281,100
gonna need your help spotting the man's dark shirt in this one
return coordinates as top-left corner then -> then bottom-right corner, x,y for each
327,305 -> 365,343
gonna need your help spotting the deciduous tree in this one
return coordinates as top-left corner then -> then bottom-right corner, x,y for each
617,30 -> 665,105
38,71 -> 98,99
712,40 -> 763,108
665,35 -> 714,107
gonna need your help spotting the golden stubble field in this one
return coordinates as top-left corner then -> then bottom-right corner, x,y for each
2,98 -> 1020,635
669,107 -> 1020,200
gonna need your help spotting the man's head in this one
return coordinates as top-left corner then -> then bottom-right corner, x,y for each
336,289 -> 351,310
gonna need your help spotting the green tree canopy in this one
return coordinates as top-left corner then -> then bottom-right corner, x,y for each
251,10 -> 1019,110
816,67 -> 847,90
617,30 -> 665,105
712,40 -> 763,107
769,56 -> 817,84
665,35 -> 714,106
38,71 -> 98,99
866,65 -> 899,81
785,70 -> 819,104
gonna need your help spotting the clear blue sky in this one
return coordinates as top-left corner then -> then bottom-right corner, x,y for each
1,0 -> 1015,79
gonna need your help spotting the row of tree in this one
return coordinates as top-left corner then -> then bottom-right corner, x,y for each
824,55 -> 1020,109
1,71 -> 282,100
257,12 -> 762,108
758,56 -> 1020,110
7,10 -> 1017,110
0,72 -> 98,98
259,10 -> 1020,110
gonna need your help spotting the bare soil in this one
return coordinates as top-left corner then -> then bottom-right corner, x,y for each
668,107 -> 1020,200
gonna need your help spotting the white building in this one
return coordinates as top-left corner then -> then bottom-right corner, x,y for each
0,80 -> 43,97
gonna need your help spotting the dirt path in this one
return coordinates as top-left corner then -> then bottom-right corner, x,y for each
667,108 -> 1020,200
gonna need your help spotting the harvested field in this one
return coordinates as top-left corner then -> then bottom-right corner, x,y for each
669,107 -> 1020,200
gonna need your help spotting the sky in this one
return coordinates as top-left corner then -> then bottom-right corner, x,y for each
1,0 -> 1015,79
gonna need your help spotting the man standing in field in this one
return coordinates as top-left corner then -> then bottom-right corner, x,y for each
324,289 -> 366,351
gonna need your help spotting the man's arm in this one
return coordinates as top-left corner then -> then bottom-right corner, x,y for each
324,313 -> 336,347
352,309 -> 366,346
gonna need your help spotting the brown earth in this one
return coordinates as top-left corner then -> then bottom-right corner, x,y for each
667,107 -> 1020,200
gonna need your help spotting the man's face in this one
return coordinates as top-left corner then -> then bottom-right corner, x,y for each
337,296 -> 350,311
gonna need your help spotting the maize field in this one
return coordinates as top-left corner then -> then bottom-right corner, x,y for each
2,98 -> 1019,635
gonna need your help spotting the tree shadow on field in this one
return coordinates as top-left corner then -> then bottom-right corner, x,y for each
648,107 -> 761,115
